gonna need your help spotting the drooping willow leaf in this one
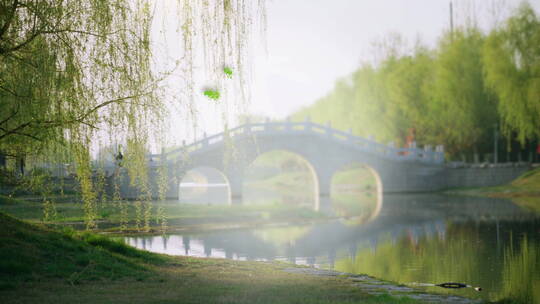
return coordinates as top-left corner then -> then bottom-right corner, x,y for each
204,90 -> 221,100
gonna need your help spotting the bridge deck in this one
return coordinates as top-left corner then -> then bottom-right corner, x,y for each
151,121 -> 444,165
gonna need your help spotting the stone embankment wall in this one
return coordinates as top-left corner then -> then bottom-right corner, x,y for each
443,163 -> 534,189
380,162 -> 535,193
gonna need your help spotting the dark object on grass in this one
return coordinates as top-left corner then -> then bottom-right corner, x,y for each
436,282 -> 482,291
411,282 -> 482,292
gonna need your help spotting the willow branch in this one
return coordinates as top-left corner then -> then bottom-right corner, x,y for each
0,0 -> 19,40
0,27 -> 128,55
0,104 -> 20,126
37,92 -> 152,128
0,30 -> 40,54
0,120 -> 32,141
0,84 -> 28,98
77,92 -> 152,122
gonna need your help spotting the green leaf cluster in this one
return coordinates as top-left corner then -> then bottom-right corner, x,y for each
223,66 -> 234,78
204,90 -> 221,100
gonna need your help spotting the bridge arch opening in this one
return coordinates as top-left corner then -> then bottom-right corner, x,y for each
329,163 -> 383,224
242,150 -> 319,209
179,166 -> 231,205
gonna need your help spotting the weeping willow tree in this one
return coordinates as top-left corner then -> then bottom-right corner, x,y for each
427,27 -> 497,156
0,0 -> 266,229
483,2 -> 540,145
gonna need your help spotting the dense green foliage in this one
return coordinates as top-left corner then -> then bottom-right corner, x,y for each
0,0 -> 158,155
0,0 -> 160,230
483,3 -> 540,145
0,0 -> 266,230
293,3 -> 539,159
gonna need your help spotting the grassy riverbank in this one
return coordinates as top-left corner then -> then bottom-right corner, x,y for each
0,166 -> 377,232
448,167 -> 540,214
0,194 -> 327,232
0,212 -> 419,304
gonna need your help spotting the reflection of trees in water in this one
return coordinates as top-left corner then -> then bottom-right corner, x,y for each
333,219 -> 540,303
499,236 -> 540,304
330,165 -> 379,224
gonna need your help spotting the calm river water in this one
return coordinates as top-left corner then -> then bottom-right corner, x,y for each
125,194 -> 540,303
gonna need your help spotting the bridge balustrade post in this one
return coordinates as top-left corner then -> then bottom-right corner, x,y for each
160,147 -> 166,161
435,145 -> 445,163
424,145 -> 433,162
367,135 -> 375,152
409,141 -> 418,159
243,123 -> 251,134
345,128 -> 353,142
265,117 -> 271,132
326,121 -> 333,139
202,132 -> 208,147
387,141 -> 396,158
305,116 -> 312,132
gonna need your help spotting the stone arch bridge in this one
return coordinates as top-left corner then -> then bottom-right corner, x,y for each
117,120 -> 458,205
116,120 -> 531,207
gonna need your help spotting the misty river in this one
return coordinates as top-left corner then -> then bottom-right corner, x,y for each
125,193 -> 540,303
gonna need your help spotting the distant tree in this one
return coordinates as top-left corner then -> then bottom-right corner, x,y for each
378,45 -> 435,146
483,2 -> 540,144
291,2 -> 538,160
427,28 -> 497,156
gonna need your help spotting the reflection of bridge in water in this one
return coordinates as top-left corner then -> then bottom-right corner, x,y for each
125,194 -> 535,267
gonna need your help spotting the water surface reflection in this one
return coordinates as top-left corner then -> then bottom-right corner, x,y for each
125,194 -> 540,303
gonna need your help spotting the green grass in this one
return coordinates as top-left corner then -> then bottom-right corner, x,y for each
0,212 -> 162,288
0,212 -> 419,303
509,167 -> 540,192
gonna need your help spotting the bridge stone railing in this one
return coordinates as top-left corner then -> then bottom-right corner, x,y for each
152,121 -> 445,164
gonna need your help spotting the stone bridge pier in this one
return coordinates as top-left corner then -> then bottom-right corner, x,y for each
224,166 -> 244,202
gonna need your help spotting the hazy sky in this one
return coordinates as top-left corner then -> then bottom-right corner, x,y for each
152,0 -> 540,144
249,0 -> 540,119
